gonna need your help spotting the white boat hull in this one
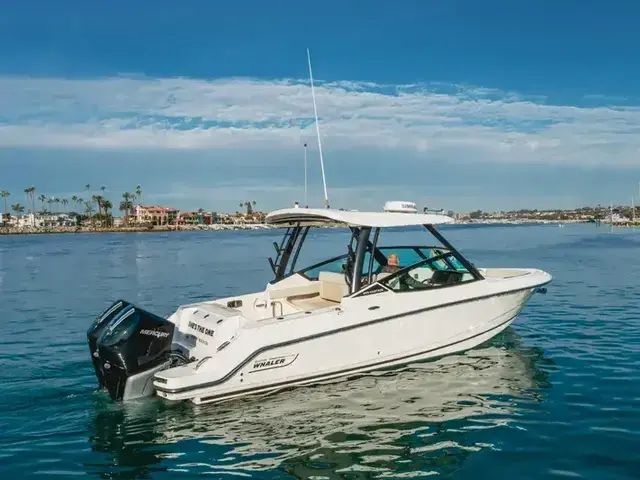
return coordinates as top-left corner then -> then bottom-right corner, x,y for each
189,312 -> 517,405
152,269 -> 548,405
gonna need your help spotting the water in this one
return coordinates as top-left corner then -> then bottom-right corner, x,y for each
1,223 -> 639,479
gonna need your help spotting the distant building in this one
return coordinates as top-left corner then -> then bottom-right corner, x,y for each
6,213 -> 75,228
134,205 -> 179,225
177,211 -> 213,225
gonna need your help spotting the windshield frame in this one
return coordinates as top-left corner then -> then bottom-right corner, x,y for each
269,223 -> 484,294
373,250 -> 478,293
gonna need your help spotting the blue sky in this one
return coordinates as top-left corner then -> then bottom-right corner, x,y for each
1,0 -> 640,213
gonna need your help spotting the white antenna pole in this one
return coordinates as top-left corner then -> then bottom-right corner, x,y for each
307,48 -> 330,209
304,142 -> 308,207
633,195 -> 635,224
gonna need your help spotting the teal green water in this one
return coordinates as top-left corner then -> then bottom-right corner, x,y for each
1,224 -> 639,479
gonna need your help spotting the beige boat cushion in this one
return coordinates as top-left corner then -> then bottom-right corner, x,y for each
318,271 -> 349,303
268,282 -> 320,300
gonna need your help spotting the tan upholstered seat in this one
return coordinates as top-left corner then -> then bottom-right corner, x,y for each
318,271 -> 349,303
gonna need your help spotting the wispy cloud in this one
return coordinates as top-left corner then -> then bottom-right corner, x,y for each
1,75 -> 639,167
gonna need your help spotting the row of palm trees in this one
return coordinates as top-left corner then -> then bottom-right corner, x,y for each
1,184 -> 144,227
240,201 -> 257,215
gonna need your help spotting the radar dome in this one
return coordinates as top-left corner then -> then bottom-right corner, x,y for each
383,201 -> 417,214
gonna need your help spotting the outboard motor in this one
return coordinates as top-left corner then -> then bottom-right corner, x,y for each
88,300 -> 176,401
87,299 -> 132,387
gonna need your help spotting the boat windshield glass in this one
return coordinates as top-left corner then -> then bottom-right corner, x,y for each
374,247 -> 476,292
300,254 -> 349,280
297,246 -> 469,282
274,223 -> 481,293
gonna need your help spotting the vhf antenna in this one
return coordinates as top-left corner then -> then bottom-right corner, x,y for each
303,142 -> 308,207
307,48 -> 330,209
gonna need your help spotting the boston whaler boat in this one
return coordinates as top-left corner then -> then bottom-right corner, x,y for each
87,201 -> 552,405
86,50 -> 552,405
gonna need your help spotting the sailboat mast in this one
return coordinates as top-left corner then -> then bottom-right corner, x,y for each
307,48 -> 330,209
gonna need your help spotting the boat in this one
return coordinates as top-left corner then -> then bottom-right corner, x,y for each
85,50 -> 552,405
87,200 -> 552,405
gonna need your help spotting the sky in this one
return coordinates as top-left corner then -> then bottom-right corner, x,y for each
1,0 -> 640,213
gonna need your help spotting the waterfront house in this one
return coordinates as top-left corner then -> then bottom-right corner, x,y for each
177,210 -> 213,225
6,213 -> 75,228
134,205 -> 179,225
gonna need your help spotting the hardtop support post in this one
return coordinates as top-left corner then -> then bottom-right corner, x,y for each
424,224 -> 484,280
273,224 -> 302,281
288,226 -> 310,275
367,227 -> 380,285
351,226 -> 371,293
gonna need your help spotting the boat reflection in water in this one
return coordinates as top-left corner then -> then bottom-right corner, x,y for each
87,330 -> 553,478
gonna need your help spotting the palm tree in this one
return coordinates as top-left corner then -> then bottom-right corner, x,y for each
242,201 -> 256,215
1,190 -> 9,218
24,187 -> 36,214
12,203 -> 25,215
92,195 -> 103,216
74,197 -> 83,212
120,192 -> 135,225
61,198 -> 69,212
38,194 -> 46,213
22,187 -> 35,226
135,185 -> 142,205
84,200 -> 95,226
102,200 -> 113,226
47,198 -> 54,212
54,197 -> 61,213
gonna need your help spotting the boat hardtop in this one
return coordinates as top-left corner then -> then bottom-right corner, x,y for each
264,206 -> 454,228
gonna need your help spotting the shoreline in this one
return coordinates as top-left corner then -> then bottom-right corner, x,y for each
0,219 -> 597,236
0,223 -> 279,236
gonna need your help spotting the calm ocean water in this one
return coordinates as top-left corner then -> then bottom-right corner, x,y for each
1,223 -> 639,479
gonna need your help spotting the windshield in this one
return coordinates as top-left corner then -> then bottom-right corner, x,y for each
375,248 -> 476,292
297,246 -> 468,282
272,223 -> 481,296
299,254 -> 348,280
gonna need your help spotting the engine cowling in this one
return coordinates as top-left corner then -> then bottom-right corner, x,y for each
90,301 -> 176,401
87,300 -> 132,387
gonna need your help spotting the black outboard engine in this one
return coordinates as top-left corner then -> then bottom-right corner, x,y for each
87,299 -> 132,387
87,300 -> 175,401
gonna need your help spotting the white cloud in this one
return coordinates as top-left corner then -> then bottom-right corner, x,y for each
0,75 -> 639,167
